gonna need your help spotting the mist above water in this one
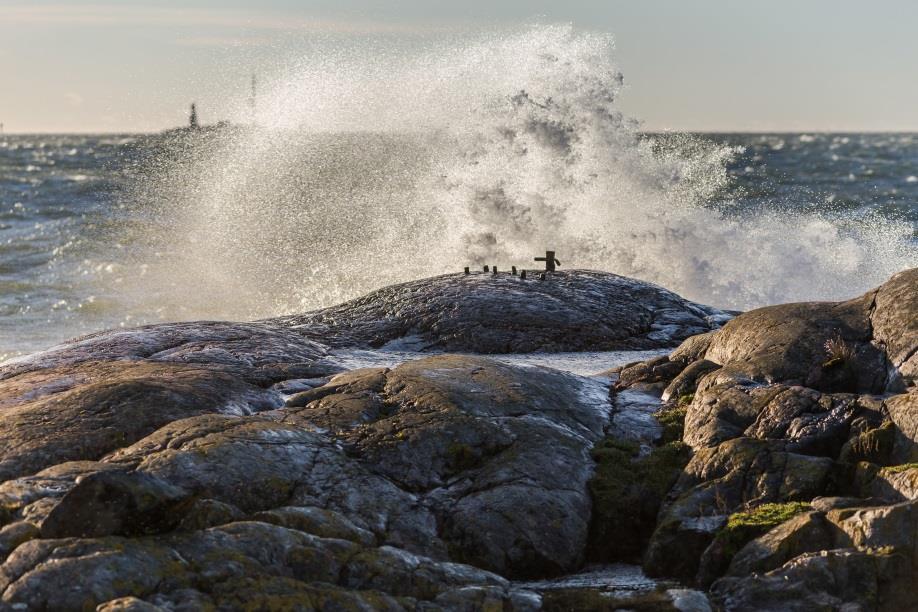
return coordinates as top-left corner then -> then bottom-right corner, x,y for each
121,24 -> 916,321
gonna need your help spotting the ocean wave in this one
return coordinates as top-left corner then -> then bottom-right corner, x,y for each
116,24 -> 916,317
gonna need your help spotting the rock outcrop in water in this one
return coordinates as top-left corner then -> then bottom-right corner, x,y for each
277,270 -> 731,352
0,267 -> 915,610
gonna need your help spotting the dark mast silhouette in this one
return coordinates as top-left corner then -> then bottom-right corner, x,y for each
189,103 -> 199,129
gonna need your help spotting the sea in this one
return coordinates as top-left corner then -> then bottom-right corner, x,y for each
1,131 -> 915,362
1,27 -> 916,362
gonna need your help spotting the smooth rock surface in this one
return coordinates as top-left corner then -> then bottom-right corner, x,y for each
281,355 -> 611,578
279,270 -> 730,353
703,292 -> 887,393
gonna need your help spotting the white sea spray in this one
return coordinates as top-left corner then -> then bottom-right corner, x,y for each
115,24 -> 916,320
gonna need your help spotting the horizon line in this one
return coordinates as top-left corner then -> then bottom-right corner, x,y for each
5,128 -> 918,136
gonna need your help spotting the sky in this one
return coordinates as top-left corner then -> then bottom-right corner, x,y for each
1,0 -> 917,133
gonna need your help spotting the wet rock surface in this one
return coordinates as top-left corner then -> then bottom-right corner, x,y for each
277,270 -> 730,353
0,267 -> 915,609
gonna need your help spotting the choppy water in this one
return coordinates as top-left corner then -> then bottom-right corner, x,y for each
1,26 -> 916,361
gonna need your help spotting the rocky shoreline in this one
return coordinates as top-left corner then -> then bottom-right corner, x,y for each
0,268 -> 913,610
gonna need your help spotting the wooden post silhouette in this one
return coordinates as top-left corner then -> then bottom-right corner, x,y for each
534,250 -> 561,272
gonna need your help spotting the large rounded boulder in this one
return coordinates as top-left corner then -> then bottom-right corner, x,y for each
278,270 -> 730,353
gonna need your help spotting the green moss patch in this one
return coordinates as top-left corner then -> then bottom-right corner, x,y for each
654,406 -> 687,445
714,502 -> 811,558
542,588 -> 678,612
881,463 -> 918,475
587,438 -> 691,562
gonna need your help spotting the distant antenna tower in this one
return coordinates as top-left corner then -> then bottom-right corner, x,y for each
189,102 -> 199,129
249,74 -> 257,126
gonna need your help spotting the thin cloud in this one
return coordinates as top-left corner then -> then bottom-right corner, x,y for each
0,4 -> 439,33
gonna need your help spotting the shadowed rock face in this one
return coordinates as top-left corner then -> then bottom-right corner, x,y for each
614,268 -> 918,608
277,270 -> 730,353
710,500 -> 918,611
871,268 -> 918,385
644,437 -> 833,582
40,471 -> 193,539
0,522 -> 519,611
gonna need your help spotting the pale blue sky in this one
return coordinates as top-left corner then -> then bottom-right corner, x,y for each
1,1 -> 917,132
